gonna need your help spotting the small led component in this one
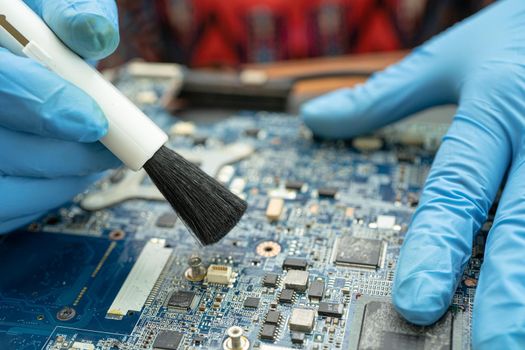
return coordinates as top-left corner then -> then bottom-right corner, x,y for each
206,265 -> 233,285
266,198 -> 284,221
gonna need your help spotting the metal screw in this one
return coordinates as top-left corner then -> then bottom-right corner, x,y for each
186,255 -> 206,281
227,326 -> 243,349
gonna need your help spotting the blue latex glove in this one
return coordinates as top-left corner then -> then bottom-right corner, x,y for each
301,0 -> 525,348
0,0 -> 120,232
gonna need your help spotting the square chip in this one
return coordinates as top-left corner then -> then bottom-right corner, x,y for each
348,296 -> 459,350
289,308 -> 316,332
284,270 -> 309,291
333,236 -> 385,269
263,273 -> 279,287
265,310 -> 281,324
244,296 -> 260,308
153,330 -> 183,350
279,289 -> 295,304
168,291 -> 197,310
308,280 -> 325,300
156,212 -> 177,228
260,324 -> 277,341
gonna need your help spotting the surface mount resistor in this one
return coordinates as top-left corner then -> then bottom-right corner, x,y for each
266,198 -> 284,221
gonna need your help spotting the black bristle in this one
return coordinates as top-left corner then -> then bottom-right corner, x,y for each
144,145 -> 247,245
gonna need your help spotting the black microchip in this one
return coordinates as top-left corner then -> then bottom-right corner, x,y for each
244,297 -> 260,308
156,212 -> 177,228
317,187 -> 338,198
263,273 -> 279,287
244,127 -> 261,137
153,330 -> 183,350
334,237 -> 384,269
265,310 -> 281,324
291,332 -> 305,344
193,335 -> 206,345
260,324 -> 277,340
279,289 -> 294,304
355,299 -> 454,350
192,135 -> 207,146
285,180 -> 304,191
308,280 -> 325,299
318,302 -> 344,318
168,291 -> 196,310
283,257 -> 308,270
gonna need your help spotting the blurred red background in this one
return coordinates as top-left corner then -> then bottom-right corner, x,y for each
101,0 -> 494,69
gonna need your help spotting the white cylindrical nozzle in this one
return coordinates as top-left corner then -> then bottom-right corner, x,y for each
0,0 -> 168,170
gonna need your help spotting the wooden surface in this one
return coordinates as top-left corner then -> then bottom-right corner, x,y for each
245,51 -> 406,98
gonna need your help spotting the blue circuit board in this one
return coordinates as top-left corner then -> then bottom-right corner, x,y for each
0,63 -> 480,350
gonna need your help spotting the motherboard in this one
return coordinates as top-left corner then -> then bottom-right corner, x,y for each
0,63 -> 482,350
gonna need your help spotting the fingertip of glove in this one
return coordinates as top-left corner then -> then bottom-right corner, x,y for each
68,12 -> 120,60
76,104 -> 109,142
392,274 -> 450,326
300,89 -> 358,139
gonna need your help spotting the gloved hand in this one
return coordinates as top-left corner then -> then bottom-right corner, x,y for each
301,0 -> 525,348
0,0 -> 120,232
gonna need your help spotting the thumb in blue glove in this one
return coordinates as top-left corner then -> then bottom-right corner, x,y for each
0,0 -> 121,233
302,0 -> 525,348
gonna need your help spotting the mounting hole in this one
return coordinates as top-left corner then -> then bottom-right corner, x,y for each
256,241 -> 281,257
109,229 -> 125,240
56,306 -> 76,321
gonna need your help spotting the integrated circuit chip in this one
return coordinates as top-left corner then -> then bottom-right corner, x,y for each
317,187 -> 338,198
279,289 -> 295,304
333,236 -> 386,269
318,302 -> 344,318
291,332 -> 305,344
244,296 -> 260,308
282,257 -> 308,270
155,212 -> 177,228
348,297 -> 459,350
263,273 -> 279,287
285,180 -> 304,191
260,324 -> 277,341
308,279 -> 325,300
167,291 -> 197,310
265,310 -> 281,325
289,308 -> 316,332
284,270 -> 309,291
153,330 -> 183,350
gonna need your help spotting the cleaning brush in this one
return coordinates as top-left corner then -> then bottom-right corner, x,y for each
0,0 -> 247,245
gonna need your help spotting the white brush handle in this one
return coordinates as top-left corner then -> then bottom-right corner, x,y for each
0,0 -> 168,170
